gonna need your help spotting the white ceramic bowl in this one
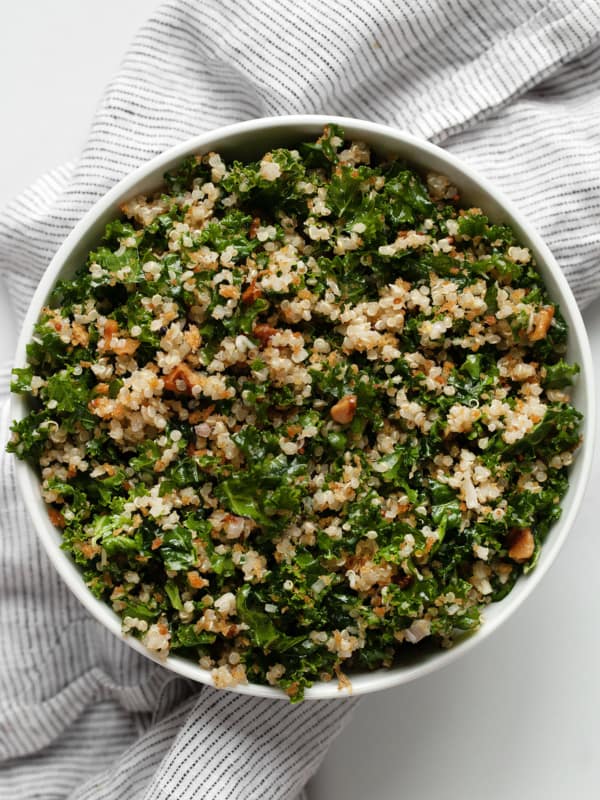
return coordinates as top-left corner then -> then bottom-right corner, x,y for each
12,115 -> 595,699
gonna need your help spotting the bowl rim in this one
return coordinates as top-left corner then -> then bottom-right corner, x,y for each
11,114 -> 596,700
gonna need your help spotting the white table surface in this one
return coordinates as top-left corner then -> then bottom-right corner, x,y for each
2,5 -> 599,798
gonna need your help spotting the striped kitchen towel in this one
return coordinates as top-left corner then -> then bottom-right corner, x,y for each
1,1 -> 600,798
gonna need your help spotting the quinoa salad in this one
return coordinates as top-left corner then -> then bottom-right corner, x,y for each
9,125 -> 582,700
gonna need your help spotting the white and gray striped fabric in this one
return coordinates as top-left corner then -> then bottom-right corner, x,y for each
1,1 -> 600,798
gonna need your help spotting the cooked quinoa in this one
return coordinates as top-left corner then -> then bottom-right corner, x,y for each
9,125 -> 582,700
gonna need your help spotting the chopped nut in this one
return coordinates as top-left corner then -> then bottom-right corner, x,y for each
71,322 -> 89,347
242,280 -> 262,305
163,363 -> 200,394
330,395 -> 357,424
507,527 -> 535,562
219,284 -> 239,299
529,306 -> 554,342
252,323 -> 278,344
103,319 -> 119,339
47,506 -> 66,528
248,216 -> 261,239
188,570 -> 209,589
